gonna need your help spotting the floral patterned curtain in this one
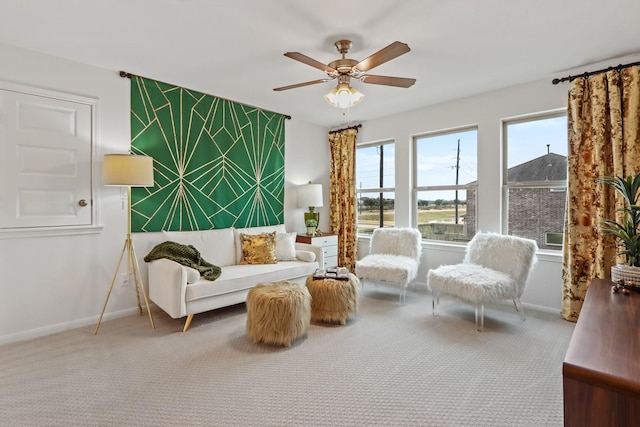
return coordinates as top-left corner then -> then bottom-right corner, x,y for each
328,127 -> 359,271
562,66 -> 640,321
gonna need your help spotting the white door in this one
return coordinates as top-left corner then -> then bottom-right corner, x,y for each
0,87 -> 94,228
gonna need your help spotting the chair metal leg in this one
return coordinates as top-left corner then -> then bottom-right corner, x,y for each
475,304 -> 484,332
400,285 -> 407,305
513,298 -> 526,321
432,293 -> 439,316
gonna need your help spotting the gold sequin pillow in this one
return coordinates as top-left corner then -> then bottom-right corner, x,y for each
240,232 -> 277,265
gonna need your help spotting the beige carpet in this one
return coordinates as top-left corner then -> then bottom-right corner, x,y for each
0,285 -> 574,426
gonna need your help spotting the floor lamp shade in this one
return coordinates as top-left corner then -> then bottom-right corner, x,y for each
103,154 -> 154,187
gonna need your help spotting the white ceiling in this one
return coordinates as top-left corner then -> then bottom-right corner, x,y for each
2,0 -> 640,128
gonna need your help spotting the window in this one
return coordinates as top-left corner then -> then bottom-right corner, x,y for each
504,113 -> 567,251
414,128 -> 477,242
356,141 -> 395,235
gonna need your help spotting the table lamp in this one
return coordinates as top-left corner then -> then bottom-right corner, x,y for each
297,183 -> 323,235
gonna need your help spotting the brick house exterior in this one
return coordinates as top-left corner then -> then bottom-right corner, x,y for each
465,152 -> 566,249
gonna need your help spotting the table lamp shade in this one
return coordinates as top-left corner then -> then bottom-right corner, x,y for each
297,183 -> 323,209
103,154 -> 154,187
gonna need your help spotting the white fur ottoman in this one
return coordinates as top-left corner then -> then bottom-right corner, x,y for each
246,281 -> 311,347
305,273 -> 360,325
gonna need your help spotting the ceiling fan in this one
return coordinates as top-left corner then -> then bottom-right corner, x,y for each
274,40 -> 416,108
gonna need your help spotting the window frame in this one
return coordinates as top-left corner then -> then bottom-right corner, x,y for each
501,110 -> 567,249
355,139 -> 396,234
412,125 -> 478,242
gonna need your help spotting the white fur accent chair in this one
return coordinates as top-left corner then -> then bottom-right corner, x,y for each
426,232 -> 537,331
355,227 -> 423,303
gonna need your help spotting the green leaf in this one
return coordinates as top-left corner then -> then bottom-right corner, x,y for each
598,173 -> 640,266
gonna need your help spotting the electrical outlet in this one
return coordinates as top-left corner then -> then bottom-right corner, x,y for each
120,273 -> 130,288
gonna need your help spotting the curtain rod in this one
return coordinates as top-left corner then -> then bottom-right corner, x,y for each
119,71 -> 292,120
328,123 -> 362,134
551,60 -> 640,85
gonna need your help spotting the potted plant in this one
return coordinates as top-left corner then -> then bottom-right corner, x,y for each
598,173 -> 640,285
305,218 -> 318,236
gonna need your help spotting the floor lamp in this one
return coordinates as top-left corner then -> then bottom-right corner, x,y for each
94,153 -> 156,335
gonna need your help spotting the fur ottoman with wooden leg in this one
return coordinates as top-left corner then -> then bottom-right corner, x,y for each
305,273 -> 360,325
246,281 -> 311,347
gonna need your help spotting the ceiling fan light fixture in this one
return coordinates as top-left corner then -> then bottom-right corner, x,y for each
324,83 -> 364,108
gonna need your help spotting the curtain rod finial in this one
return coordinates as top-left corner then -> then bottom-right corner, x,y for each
119,71 -> 132,79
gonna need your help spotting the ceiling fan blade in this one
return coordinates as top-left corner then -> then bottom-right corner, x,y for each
284,52 -> 336,74
354,41 -> 411,72
360,75 -> 416,88
273,78 -> 333,91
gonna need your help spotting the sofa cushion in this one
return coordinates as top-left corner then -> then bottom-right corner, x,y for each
275,232 -> 297,261
162,228 -> 236,267
233,224 -> 286,264
239,232 -> 277,265
185,261 -> 317,302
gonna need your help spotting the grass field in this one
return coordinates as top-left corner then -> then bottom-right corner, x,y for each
357,207 -> 467,227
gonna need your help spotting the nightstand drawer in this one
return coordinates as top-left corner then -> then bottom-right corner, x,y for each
296,233 -> 338,268
323,244 -> 338,258
313,235 -> 338,246
296,233 -> 338,246
323,256 -> 338,268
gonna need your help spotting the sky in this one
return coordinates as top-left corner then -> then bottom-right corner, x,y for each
356,115 -> 567,199
506,115 -> 567,167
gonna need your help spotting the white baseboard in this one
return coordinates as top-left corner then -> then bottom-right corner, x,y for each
411,280 -> 562,315
0,306 -> 142,346
520,301 -> 562,315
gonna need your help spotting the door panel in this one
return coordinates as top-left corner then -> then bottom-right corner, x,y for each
0,88 -> 93,228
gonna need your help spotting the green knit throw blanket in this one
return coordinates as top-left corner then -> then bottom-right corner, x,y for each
144,241 -> 221,281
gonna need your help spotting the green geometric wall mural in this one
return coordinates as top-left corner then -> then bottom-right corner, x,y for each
129,76 -> 286,232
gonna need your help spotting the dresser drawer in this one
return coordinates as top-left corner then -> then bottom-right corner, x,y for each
296,233 -> 339,268
313,235 -> 338,246
323,244 -> 338,257
323,256 -> 338,268
296,233 -> 338,246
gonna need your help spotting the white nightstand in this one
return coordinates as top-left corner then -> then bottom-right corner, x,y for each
296,233 -> 338,268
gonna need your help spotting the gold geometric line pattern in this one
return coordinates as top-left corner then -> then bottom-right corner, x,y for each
129,76 -> 285,232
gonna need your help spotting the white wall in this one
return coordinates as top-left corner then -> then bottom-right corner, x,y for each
0,43 -> 579,344
283,120 -> 331,234
0,44 -> 329,344
0,43 -> 132,344
357,78 -> 567,313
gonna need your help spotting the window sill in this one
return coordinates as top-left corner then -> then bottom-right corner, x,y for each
536,249 -> 563,263
358,234 -> 564,262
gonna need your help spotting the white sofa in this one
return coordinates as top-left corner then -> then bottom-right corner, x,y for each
147,224 -> 322,332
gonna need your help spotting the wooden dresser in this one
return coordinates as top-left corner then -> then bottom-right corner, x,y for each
563,278 -> 640,426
